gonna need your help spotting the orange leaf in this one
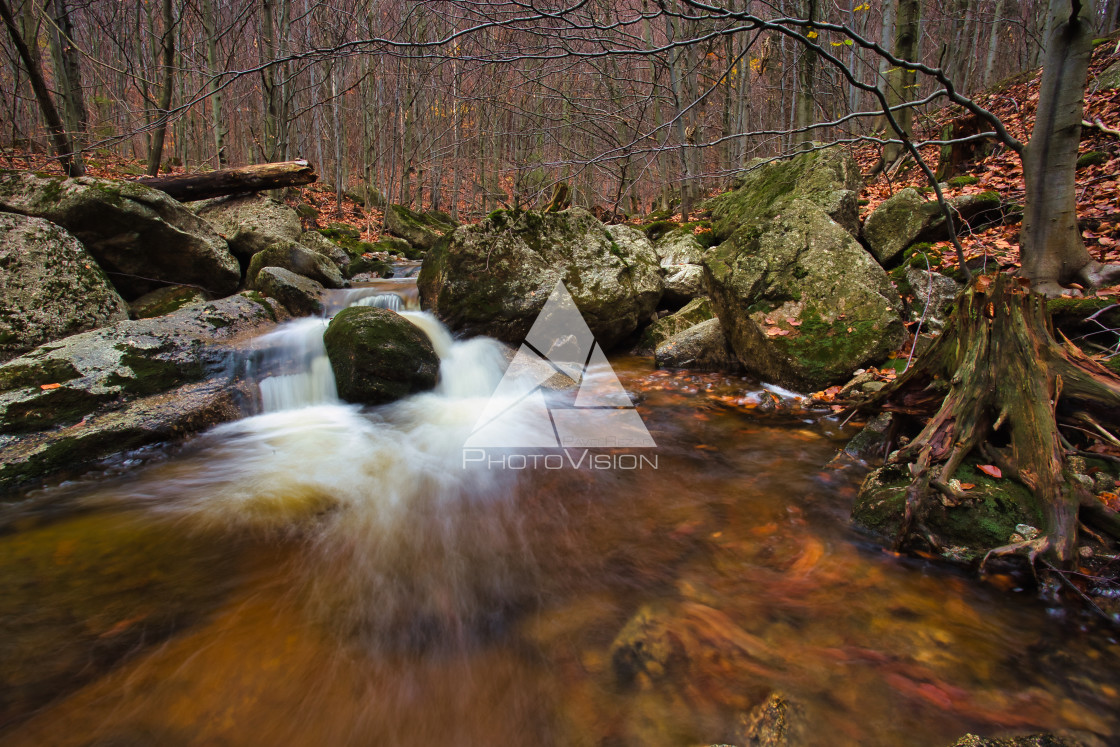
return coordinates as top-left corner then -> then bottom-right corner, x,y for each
40,383 -> 62,390
959,483 -> 975,490
977,464 -> 1002,478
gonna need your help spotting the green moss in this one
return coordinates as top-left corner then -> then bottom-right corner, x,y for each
3,387 -> 112,431
102,346 -> 197,396
644,220 -> 677,241
241,290 -> 280,322
1077,151 -> 1108,169
779,309 -> 883,384
947,175 -> 979,187
0,359 -> 81,391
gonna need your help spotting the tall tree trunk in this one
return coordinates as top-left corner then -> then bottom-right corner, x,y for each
48,0 -> 87,149
201,0 -> 228,167
793,0 -> 818,152
145,0 -> 174,176
0,0 -> 82,175
883,0 -> 920,164
982,0 -> 1007,88
1020,0 -> 1115,295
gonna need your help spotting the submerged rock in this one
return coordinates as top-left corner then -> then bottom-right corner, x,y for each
655,318 -> 737,372
195,194 -> 303,261
419,208 -> 662,350
384,204 -> 457,250
323,306 -> 439,405
253,266 -> 324,316
245,241 -> 347,289
705,199 -> 906,390
708,145 -> 863,240
0,171 -> 240,298
0,214 -> 129,362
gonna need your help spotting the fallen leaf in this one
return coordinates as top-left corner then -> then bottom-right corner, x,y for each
959,483 -> 975,490
977,464 -> 1002,478
40,383 -> 62,390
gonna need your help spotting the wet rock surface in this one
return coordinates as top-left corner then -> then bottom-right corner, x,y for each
323,306 -> 439,405
655,318 -> 738,372
253,266 -> 325,317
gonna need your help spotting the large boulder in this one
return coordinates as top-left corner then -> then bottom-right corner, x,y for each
384,204 -> 457,250
0,292 -> 286,492
419,208 -> 663,350
707,146 -> 863,240
297,230 -> 350,270
0,214 -> 128,362
863,188 -> 1006,265
253,266 -> 324,316
323,306 -> 439,405
245,242 -> 347,289
661,264 -> 705,306
195,194 -> 302,261
128,285 -> 209,319
0,171 -> 240,299
655,318 -> 737,372
652,226 -> 707,266
704,199 -> 906,390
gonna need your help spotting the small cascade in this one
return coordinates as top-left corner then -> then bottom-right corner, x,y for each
253,318 -> 339,412
353,293 -> 404,311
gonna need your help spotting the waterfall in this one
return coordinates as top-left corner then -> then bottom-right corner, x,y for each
254,318 -> 339,412
353,293 -> 403,311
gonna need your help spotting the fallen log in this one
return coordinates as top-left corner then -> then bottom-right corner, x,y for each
134,159 -> 317,202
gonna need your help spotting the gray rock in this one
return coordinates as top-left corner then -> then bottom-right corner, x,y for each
708,145 -> 864,240
195,194 -> 302,261
0,171 -> 240,298
654,318 -> 737,372
419,208 -> 663,350
128,285 -> 208,319
0,292 -> 286,435
245,241 -> 347,289
662,264 -> 706,306
637,297 -> 715,354
1095,59 -> 1120,91
323,306 -> 439,405
0,214 -> 128,362
384,204 -> 457,250
653,226 -> 706,266
298,230 -> 350,270
920,191 -> 1005,242
829,411 -> 893,469
704,199 -> 906,390
904,266 -> 961,330
253,266 -> 324,316
862,187 -> 942,265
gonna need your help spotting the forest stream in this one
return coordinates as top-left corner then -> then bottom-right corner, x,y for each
1,278 -> 1118,747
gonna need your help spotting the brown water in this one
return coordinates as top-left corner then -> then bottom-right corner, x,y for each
1,350 -> 1118,746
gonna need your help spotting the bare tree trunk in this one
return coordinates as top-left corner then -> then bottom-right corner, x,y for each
982,0 -> 1007,88
48,0 -> 88,150
1020,0 -> 1111,295
883,0 -> 920,165
793,0 -> 818,151
200,0 -> 228,167
145,0 -> 174,176
0,0 -> 82,175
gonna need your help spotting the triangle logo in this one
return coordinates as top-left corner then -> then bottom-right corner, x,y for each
463,281 -> 656,449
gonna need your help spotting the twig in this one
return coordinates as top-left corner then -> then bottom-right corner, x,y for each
1082,117 -> 1120,138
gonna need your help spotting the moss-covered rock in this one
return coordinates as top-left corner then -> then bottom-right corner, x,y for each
384,204 -> 458,250
704,199 -> 906,390
1096,59 -> 1120,91
0,171 -> 240,299
323,306 -> 439,405
245,241 -> 347,289
0,214 -> 129,362
862,188 -> 945,265
1076,150 -> 1108,169
654,318 -> 737,372
128,285 -> 209,319
345,255 -> 393,279
707,145 -> 864,240
652,226 -> 707,266
195,194 -> 302,261
373,235 -> 417,258
637,297 -> 714,353
253,266 -> 324,316
297,230 -> 350,270
418,208 -> 663,350
852,461 -> 1042,563
946,175 -> 980,187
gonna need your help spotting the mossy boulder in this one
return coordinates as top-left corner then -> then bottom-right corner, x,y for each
654,318 -> 737,372
0,214 -> 129,362
1096,59 -> 1120,91
195,194 -> 302,261
862,188 -> 945,265
375,235 -> 421,259
253,266 -> 324,316
297,230 -> 350,270
384,204 -> 457,250
853,462 -> 1044,563
245,241 -> 347,289
0,292 -> 285,436
345,255 -> 394,279
0,171 -> 240,299
323,306 -> 439,405
1077,150 -> 1108,169
919,191 -> 1006,243
704,199 -> 906,390
637,297 -> 714,353
652,226 -> 707,266
419,208 -> 663,350
707,145 -> 863,241
128,285 -> 209,319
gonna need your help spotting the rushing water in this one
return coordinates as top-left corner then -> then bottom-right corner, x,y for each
1,283 -> 1118,746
